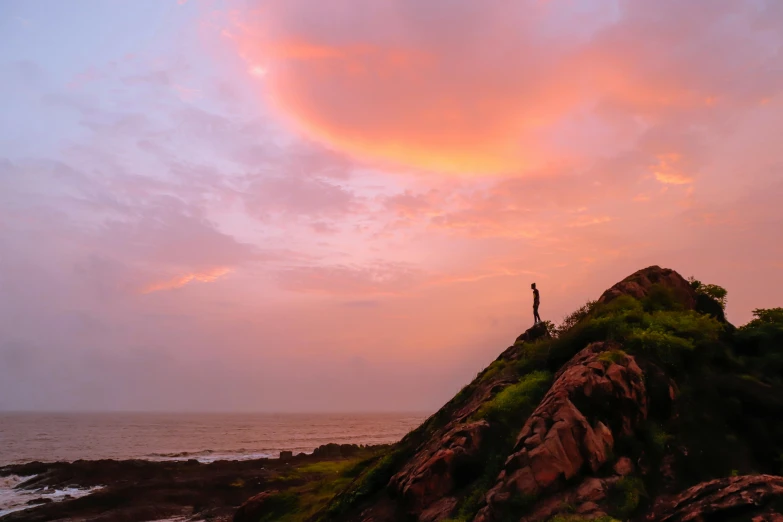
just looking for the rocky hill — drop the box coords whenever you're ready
[237,266,783,522]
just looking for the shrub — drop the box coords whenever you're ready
[688,277,728,309]
[553,300,597,337]
[735,308,783,380]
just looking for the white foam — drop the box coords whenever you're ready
[0,475,103,517]
[145,449,278,463]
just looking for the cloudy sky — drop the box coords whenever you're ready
[1,0,781,412]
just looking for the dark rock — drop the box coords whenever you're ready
[234,490,281,522]
[279,451,293,461]
[646,475,783,521]
[312,443,362,459]
[25,498,53,505]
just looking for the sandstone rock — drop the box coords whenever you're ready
[646,474,783,521]
[475,343,647,522]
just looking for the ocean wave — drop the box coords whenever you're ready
[0,475,102,517]
[145,449,278,463]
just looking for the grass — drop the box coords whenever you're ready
[250,450,388,522]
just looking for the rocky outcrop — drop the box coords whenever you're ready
[475,343,648,522]
[515,321,550,345]
[234,490,281,522]
[389,421,489,521]
[597,265,696,310]
[311,266,783,522]
[646,475,783,521]
[312,443,367,459]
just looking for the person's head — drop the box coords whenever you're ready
[531,283,536,290]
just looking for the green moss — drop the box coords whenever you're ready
[607,476,647,519]
[473,371,551,425]
[597,350,627,364]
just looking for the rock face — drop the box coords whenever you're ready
[597,265,696,310]
[381,323,552,522]
[389,420,490,521]
[475,343,648,522]
[647,475,783,521]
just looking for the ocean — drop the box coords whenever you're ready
[0,412,428,465]
[0,412,427,517]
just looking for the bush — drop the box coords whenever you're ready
[553,300,597,337]
[688,277,728,309]
[735,308,783,380]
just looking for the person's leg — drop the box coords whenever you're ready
[534,306,540,323]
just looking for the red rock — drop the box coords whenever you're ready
[476,342,647,522]
[613,457,634,476]
[647,475,783,522]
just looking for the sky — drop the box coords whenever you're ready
[0,0,781,413]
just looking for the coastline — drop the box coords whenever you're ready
[0,443,389,521]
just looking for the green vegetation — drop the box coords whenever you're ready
[607,476,647,519]
[549,516,621,522]
[253,450,388,522]
[324,446,411,518]
[688,276,728,308]
[735,308,783,382]
[473,371,551,425]
[598,349,627,364]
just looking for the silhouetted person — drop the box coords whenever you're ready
[532,283,541,324]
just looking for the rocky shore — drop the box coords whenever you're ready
[0,444,385,522]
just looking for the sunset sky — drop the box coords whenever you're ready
[1,0,781,412]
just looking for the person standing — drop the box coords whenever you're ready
[531,283,541,324]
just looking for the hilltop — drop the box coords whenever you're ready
[235,266,783,522]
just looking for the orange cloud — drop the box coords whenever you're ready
[652,154,693,185]
[142,267,233,294]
